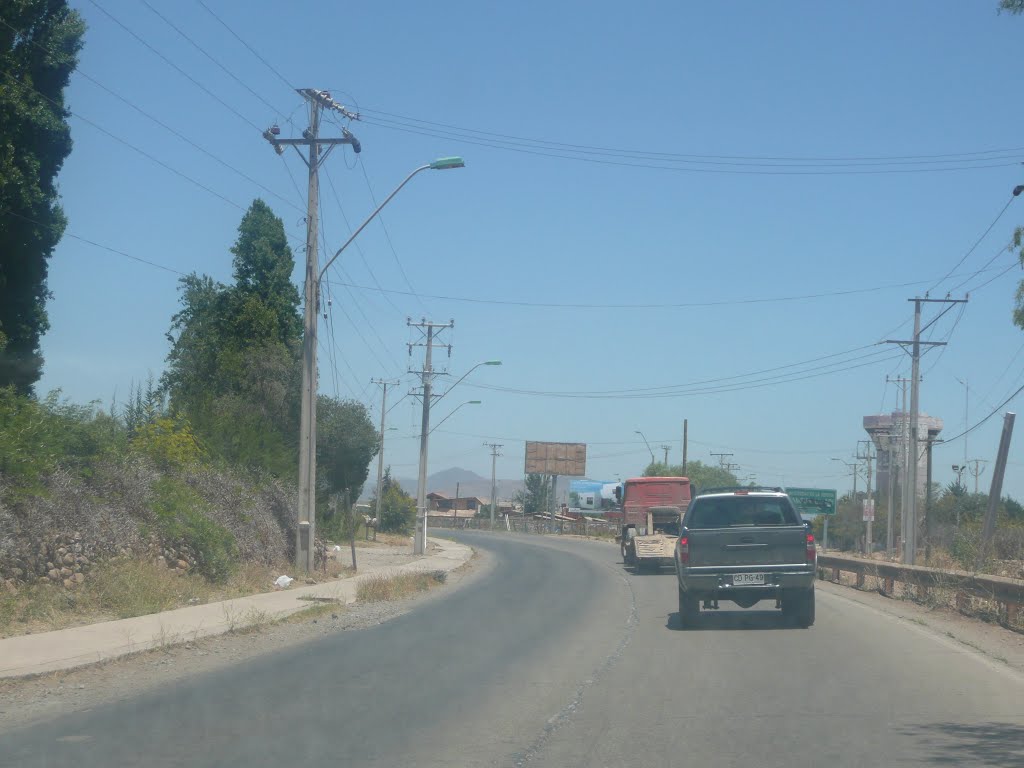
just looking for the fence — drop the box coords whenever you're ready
[427,515,617,538]
[818,553,1024,631]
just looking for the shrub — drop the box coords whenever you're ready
[130,416,203,470]
[150,477,237,582]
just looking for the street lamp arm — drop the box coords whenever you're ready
[318,164,430,283]
[428,401,480,436]
[434,360,501,406]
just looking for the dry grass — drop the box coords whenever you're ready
[356,570,447,603]
[0,558,290,638]
[282,601,341,624]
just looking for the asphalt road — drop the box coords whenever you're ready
[3,532,1022,767]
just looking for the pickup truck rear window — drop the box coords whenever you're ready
[684,497,801,529]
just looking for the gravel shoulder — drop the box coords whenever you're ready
[0,547,486,733]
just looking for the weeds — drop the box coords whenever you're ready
[356,570,447,603]
[0,558,287,638]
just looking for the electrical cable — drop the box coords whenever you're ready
[324,259,1013,312]
[322,165,405,316]
[139,0,287,117]
[194,0,295,91]
[356,155,428,311]
[927,196,1018,293]
[940,380,1024,445]
[86,0,263,133]
[360,116,1023,176]
[357,105,1024,165]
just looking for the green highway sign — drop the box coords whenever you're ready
[786,487,837,516]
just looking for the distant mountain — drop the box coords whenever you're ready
[362,467,565,504]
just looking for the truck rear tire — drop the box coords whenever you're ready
[678,586,699,628]
[783,590,815,628]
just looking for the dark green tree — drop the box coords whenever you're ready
[514,473,552,515]
[371,468,416,534]
[642,460,739,493]
[999,1,1023,12]
[162,201,302,475]
[0,1,85,393]
[316,395,380,511]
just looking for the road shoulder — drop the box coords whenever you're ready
[0,543,486,733]
[817,579,1024,675]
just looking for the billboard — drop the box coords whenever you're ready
[525,441,587,476]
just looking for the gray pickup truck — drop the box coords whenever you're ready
[674,488,816,628]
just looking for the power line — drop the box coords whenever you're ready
[0,16,309,234]
[86,0,263,133]
[5,210,188,276]
[194,0,295,91]
[322,165,405,316]
[325,259,1012,311]
[360,115,1023,176]
[940,380,1024,445]
[138,0,286,117]
[467,349,901,400]
[357,105,1024,165]
[2,71,247,213]
[927,196,1018,293]
[356,155,426,311]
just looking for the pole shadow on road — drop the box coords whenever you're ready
[897,722,1024,767]
[665,609,799,632]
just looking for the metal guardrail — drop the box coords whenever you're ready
[817,553,1024,629]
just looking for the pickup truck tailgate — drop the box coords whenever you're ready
[687,526,807,567]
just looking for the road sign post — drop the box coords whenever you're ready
[786,488,837,551]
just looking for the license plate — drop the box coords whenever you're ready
[733,573,765,586]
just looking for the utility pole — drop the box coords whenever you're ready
[967,459,987,495]
[371,378,399,542]
[485,443,503,530]
[660,445,671,465]
[886,296,967,564]
[264,89,360,573]
[710,451,733,469]
[886,375,911,555]
[857,441,875,555]
[682,419,688,476]
[977,412,1016,569]
[408,319,454,555]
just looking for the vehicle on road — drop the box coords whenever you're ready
[616,477,691,572]
[674,488,816,628]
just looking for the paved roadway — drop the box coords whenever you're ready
[3,532,1022,767]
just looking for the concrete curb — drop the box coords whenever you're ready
[0,538,472,680]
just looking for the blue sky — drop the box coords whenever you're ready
[38,1,1024,499]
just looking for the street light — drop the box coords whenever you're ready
[434,360,502,405]
[293,157,465,572]
[635,430,655,466]
[429,400,481,436]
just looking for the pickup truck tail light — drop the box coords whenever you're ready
[678,536,689,564]
[806,533,817,565]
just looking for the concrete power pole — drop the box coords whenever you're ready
[409,319,454,555]
[886,296,967,564]
[967,459,988,495]
[485,443,503,530]
[886,375,911,555]
[682,419,688,476]
[857,441,875,555]
[977,412,1016,569]
[263,89,360,573]
[371,378,400,542]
